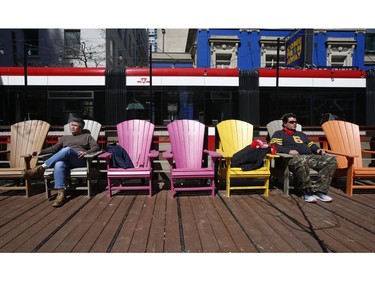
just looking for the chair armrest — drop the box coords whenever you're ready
[19,154,33,170]
[84,150,102,159]
[362,149,375,155]
[204,149,222,159]
[98,152,112,160]
[21,153,32,158]
[276,152,293,158]
[266,154,280,159]
[148,150,159,159]
[162,151,174,166]
[162,151,173,159]
[325,149,358,158]
[37,153,53,160]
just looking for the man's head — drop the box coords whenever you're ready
[70,117,85,135]
[282,113,298,131]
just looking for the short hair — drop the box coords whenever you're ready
[281,113,297,126]
[71,117,85,128]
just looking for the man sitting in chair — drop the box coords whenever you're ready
[24,117,100,207]
[270,113,337,203]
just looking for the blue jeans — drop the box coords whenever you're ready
[44,147,86,189]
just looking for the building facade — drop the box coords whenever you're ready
[154,28,375,71]
[0,29,149,68]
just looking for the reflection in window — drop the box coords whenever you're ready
[64,29,81,58]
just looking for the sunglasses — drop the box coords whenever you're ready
[288,121,297,124]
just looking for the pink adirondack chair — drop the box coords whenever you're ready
[163,119,222,198]
[99,119,158,198]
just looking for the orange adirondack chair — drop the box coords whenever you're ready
[322,120,375,196]
[0,120,50,197]
[163,119,222,198]
[216,119,278,197]
[99,119,158,198]
[44,120,102,198]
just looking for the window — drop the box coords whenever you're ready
[365,29,375,65]
[64,30,81,58]
[209,36,239,68]
[259,37,285,67]
[109,39,114,65]
[326,37,356,67]
[24,29,39,56]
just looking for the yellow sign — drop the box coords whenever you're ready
[286,36,303,65]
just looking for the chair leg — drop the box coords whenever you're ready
[107,178,112,198]
[211,178,215,197]
[226,172,231,197]
[25,178,30,198]
[170,179,175,198]
[148,179,152,197]
[45,178,51,199]
[264,177,269,197]
[87,179,92,197]
[346,174,354,196]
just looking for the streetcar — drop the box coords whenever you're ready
[0,66,370,126]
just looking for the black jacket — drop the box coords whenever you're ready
[107,144,134,169]
[231,146,270,171]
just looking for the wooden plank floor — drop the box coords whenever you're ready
[0,179,374,253]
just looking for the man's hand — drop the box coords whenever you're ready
[317,149,326,155]
[289,150,299,155]
[78,151,87,158]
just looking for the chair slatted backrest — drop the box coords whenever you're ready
[217,119,253,156]
[64,119,102,141]
[267,119,302,139]
[117,119,155,168]
[9,120,50,168]
[167,120,205,169]
[322,120,362,169]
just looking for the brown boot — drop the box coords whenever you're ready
[52,190,66,207]
[24,165,45,178]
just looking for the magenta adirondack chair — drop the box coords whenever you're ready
[163,119,222,198]
[99,119,158,198]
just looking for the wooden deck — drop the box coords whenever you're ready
[1,178,374,280]
[1,178,374,254]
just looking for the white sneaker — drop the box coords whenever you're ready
[303,191,317,203]
[313,191,332,202]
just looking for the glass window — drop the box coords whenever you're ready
[259,37,286,68]
[365,29,375,53]
[24,29,39,56]
[365,29,375,65]
[326,38,356,67]
[261,87,365,125]
[209,36,239,68]
[215,53,232,68]
[64,29,81,58]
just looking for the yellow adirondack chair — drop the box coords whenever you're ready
[0,120,50,197]
[322,120,375,195]
[216,119,278,197]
